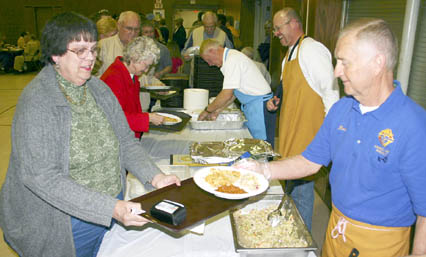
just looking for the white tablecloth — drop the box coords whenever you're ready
[98,119,317,257]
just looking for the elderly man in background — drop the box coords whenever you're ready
[182,11,233,59]
[173,18,186,51]
[198,39,276,147]
[266,8,339,231]
[140,22,172,79]
[236,17,426,257]
[96,11,141,76]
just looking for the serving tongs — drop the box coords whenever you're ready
[267,180,295,227]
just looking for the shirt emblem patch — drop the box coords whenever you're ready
[378,129,394,147]
[337,125,347,132]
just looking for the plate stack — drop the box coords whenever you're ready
[193,56,223,97]
[160,74,189,108]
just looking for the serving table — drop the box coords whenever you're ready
[97,113,317,257]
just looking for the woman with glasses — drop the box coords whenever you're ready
[0,12,180,257]
[101,36,165,138]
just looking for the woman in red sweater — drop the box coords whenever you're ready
[101,36,164,138]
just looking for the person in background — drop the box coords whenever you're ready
[13,34,40,72]
[183,11,233,60]
[198,39,276,147]
[258,20,272,70]
[96,16,118,40]
[89,9,111,23]
[101,36,164,138]
[0,12,180,257]
[241,46,271,84]
[235,17,426,257]
[217,14,234,46]
[226,15,239,39]
[140,21,172,79]
[167,40,183,73]
[96,11,141,76]
[17,31,29,49]
[159,18,169,44]
[266,8,340,231]
[226,15,242,50]
[192,11,204,27]
[173,17,186,51]
[0,32,5,48]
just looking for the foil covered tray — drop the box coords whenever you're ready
[190,111,247,130]
[230,194,317,257]
[190,138,279,164]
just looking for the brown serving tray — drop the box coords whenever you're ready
[131,178,248,232]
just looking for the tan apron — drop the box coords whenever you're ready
[278,36,325,181]
[278,36,325,159]
[322,205,411,257]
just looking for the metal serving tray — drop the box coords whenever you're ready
[190,111,247,130]
[229,194,317,257]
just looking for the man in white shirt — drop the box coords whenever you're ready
[198,39,276,146]
[266,8,340,231]
[96,11,140,77]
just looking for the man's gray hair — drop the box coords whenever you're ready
[118,11,140,24]
[276,8,302,26]
[123,36,160,65]
[202,11,218,23]
[241,47,255,60]
[339,18,398,71]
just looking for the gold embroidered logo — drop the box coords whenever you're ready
[378,129,394,147]
[337,125,347,132]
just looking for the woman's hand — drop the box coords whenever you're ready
[149,113,164,125]
[151,173,181,189]
[266,96,280,111]
[112,200,151,226]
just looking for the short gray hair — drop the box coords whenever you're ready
[202,11,218,23]
[241,47,255,59]
[123,36,160,65]
[339,18,398,71]
[118,11,140,25]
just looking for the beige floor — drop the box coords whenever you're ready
[0,72,330,257]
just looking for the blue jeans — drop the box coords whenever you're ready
[287,180,314,231]
[72,191,123,257]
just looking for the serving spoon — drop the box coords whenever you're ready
[267,180,295,227]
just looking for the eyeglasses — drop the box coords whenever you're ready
[67,47,98,59]
[273,19,291,33]
[123,26,140,33]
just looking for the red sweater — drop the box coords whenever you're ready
[101,57,149,138]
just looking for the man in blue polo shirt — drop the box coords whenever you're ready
[234,18,426,256]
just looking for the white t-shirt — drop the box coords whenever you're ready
[220,48,271,96]
[280,37,339,114]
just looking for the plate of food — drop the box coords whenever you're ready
[193,166,269,200]
[157,112,182,125]
[143,85,171,90]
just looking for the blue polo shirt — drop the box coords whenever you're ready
[303,83,426,227]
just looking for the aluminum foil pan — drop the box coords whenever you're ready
[190,138,280,164]
[190,112,247,130]
[230,194,317,257]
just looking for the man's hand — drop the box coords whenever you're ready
[266,96,280,111]
[113,200,151,226]
[151,173,181,189]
